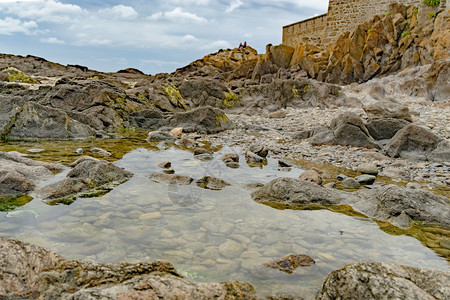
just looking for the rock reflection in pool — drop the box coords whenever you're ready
[0,147,448,299]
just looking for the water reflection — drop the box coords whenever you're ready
[0,147,448,299]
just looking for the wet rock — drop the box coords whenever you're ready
[245,151,264,163]
[146,131,176,143]
[384,124,444,161]
[357,163,378,176]
[222,153,240,163]
[156,161,172,169]
[38,158,132,203]
[252,178,340,206]
[318,262,450,300]
[299,169,323,185]
[169,127,183,138]
[264,254,315,274]
[336,174,348,181]
[90,147,111,157]
[175,137,197,148]
[149,173,194,185]
[193,147,211,156]
[75,148,84,154]
[278,159,292,168]
[249,144,269,158]
[163,168,175,174]
[355,175,376,185]
[196,176,230,190]
[341,178,360,189]
[0,237,257,299]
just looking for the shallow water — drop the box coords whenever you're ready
[0,146,448,298]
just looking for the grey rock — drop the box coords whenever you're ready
[149,173,194,185]
[299,169,323,185]
[384,124,442,160]
[330,112,380,149]
[193,147,211,156]
[222,153,240,163]
[278,159,292,167]
[156,161,172,169]
[249,144,269,158]
[168,106,233,134]
[264,254,315,274]
[324,182,337,189]
[357,163,379,175]
[245,151,264,163]
[196,176,230,190]
[355,174,376,185]
[90,147,111,157]
[364,100,413,122]
[129,109,166,130]
[341,178,360,189]
[365,118,410,140]
[146,131,176,143]
[336,174,348,181]
[428,140,450,162]
[318,262,450,300]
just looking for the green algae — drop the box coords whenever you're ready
[165,84,189,110]
[0,195,33,212]
[222,91,239,108]
[5,67,38,84]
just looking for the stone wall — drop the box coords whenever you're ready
[283,0,422,47]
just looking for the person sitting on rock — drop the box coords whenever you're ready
[243,41,247,48]
[238,42,243,49]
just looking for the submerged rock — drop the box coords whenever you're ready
[0,237,257,299]
[196,176,230,190]
[149,173,194,185]
[264,254,315,274]
[317,262,450,300]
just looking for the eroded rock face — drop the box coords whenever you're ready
[0,237,257,299]
[317,262,450,300]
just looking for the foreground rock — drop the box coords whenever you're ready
[317,262,450,300]
[0,237,257,299]
[252,178,450,228]
[37,156,132,204]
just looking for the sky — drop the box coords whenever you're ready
[0,0,328,75]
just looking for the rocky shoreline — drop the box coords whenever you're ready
[0,2,449,299]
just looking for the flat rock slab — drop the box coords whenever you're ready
[264,254,315,274]
[149,173,194,185]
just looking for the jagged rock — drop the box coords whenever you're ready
[149,173,194,185]
[330,112,380,149]
[264,254,315,274]
[129,109,166,130]
[196,176,230,190]
[384,124,444,161]
[317,262,450,300]
[0,237,257,299]
[37,158,132,202]
[245,151,265,163]
[249,144,269,158]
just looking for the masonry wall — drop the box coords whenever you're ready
[283,0,422,48]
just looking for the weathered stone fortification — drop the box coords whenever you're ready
[283,0,447,47]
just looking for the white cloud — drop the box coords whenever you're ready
[40,36,64,44]
[167,0,209,4]
[3,0,85,23]
[149,7,207,24]
[225,0,243,13]
[99,5,138,19]
[202,40,232,51]
[0,17,37,35]
[162,34,199,48]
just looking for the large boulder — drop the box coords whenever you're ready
[363,100,413,122]
[365,118,410,140]
[0,237,257,299]
[37,156,133,203]
[318,262,450,300]
[330,112,380,149]
[384,124,447,161]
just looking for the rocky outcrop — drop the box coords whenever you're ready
[318,262,450,300]
[252,177,450,228]
[37,156,133,204]
[295,4,450,85]
[0,237,257,299]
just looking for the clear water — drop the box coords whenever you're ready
[0,146,448,299]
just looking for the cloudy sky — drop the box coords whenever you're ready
[0,0,328,74]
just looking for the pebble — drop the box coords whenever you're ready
[138,212,162,221]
